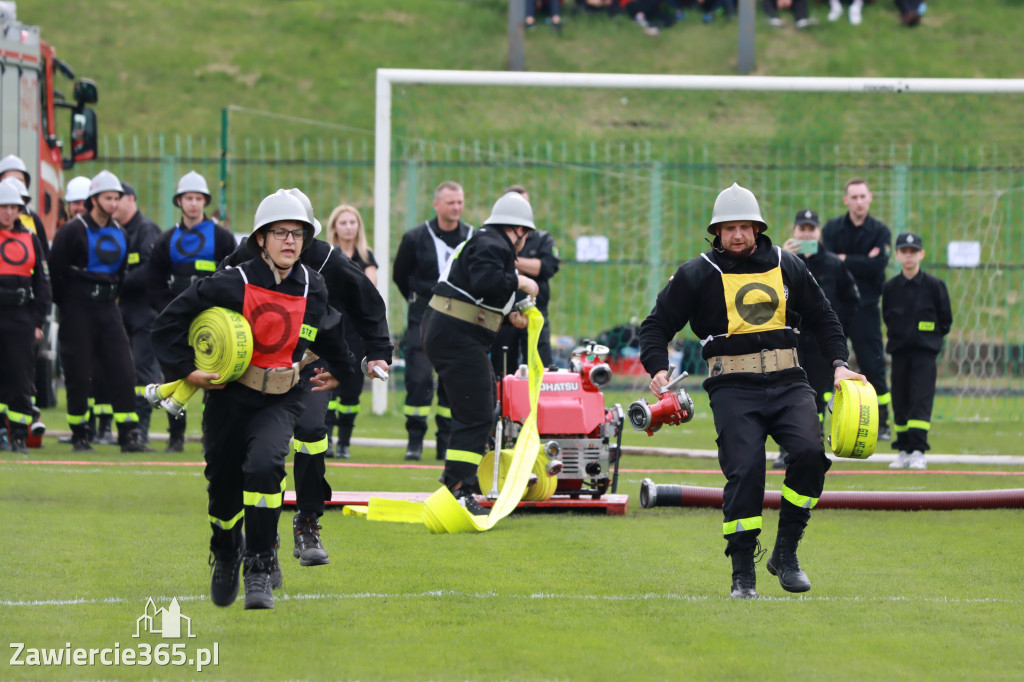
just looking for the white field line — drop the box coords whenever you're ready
[2,591,1020,608]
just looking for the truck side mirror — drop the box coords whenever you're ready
[66,108,98,167]
[73,78,98,105]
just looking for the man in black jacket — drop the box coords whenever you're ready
[640,183,865,599]
[421,192,539,513]
[114,183,162,447]
[392,181,472,461]
[776,208,860,468]
[822,178,893,440]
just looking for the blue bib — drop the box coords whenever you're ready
[86,225,127,274]
[169,220,217,270]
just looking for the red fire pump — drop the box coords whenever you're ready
[494,341,625,499]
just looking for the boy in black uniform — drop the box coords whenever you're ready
[777,209,859,468]
[152,190,353,610]
[422,192,539,513]
[639,183,866,599]
[0,180,51,453]
[148,172,237,451]
[392,181,472,461]
[490,184,560,375]
[221,189,392,567]
[822,178,893,439]
[882,232,952,471]
[114,183,162,447]
[47,170,146,452]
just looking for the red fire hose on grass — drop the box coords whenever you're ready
[639,479,1024,511]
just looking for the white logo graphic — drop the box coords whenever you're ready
[134,598,196,639]
[804,210,812,218]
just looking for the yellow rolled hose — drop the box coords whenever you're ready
[147,307,253,414]
[478,448,558,502]
[829,378,879,459]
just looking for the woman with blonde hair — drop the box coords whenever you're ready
[325,204,378,457]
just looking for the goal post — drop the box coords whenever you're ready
[374,69,1024,419]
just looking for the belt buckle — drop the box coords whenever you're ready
[760,349,771,374]
[474,310,487,327]
[260,368,270,395]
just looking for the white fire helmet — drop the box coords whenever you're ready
[707,183,767,235]
[173,171,211,207]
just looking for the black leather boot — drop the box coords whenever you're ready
[767,525,812,593]
[165,412,186,452]
[336,414,354,459]
[404,432,424,461]
[728,545,760,599]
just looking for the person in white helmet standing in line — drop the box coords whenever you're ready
[0,155,47,258]
[147,171,236,452]
[46,170,147,453]
[63,176,92,221]
[421,191,539,515]
[152,189,354,611]
[0,180,51,453]
[638,183,866,600]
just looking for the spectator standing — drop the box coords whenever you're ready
[114,183,162,448]
[392,181,473,462]
[148,171,236,452]
[882,233,952,470]
[777,209,859,468]
[326,204,379,459]
[822,178,893,440]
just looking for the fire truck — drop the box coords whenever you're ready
[1,2,98,242]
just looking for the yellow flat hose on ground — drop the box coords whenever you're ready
[369,306,546,533]
[829,379,879,459]
[148,308,253,414]
[478,448,558,502]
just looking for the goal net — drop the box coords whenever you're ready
[376,70,1024,422]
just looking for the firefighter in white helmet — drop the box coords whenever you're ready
[148,171,236,451]
[0,180,51,453]
[46,170,147,452]
[152,189,353,611]
[64,176,92,219]
[0,166,48,259]
[639,183,866,599]
[420,191,539,514]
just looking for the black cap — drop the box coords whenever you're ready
[794,209,819,227]
[121,182,136,198]
[895,232,924,250]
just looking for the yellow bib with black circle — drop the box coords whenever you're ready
[721,266,786,336]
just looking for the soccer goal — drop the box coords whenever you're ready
[373,69,1024,421]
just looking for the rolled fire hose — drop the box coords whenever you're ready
[479,448,558,502]
[829,379,879,459]
[364,306,547,533]
[639,480,1024,511]
[145,307,253,415]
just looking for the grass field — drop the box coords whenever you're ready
[3,390,1024,680]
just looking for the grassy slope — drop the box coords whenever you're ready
[20,0,1024,141]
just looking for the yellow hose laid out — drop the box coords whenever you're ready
[146,307,253,415]
[829,379,879,459]
[369,305,547,533]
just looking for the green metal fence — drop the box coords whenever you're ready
[89,132,1024,418]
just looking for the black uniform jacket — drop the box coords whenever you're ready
[882,270,953,354]
[148,217,237,313]
[519,229,560,310]
[223,237,393,363]
[151,255,353,386]
[821,213,891,302]
[639,233,849,388]
[0,217,51,326]
[47,213,126,306]
[799,245,860,334]
[118,209,162,327]
[432,225,520,343]
[393,217,473,302]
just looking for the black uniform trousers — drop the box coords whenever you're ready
[422,308,496,491]
[336,326,365,424]
[292,359,335,517]
[490,306,552,376]
[404,301,451,444]
[849,300,890,423]
[57,300,139,437]
[890,350,937,453]
[0,307,38,430]
[709,372,831,555]
[204,383,304,555]
[797,335,833,419]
